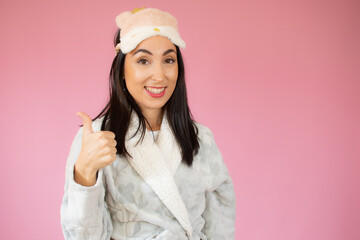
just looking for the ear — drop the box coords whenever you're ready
[115,12,132,28]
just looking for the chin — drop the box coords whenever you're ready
[139,102,166,111]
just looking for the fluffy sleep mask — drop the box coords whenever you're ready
[115,7,186,54]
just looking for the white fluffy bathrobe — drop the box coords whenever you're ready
[60,112,236,240]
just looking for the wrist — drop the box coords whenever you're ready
[74,161,97,186]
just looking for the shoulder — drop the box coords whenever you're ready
[194,121,216,147]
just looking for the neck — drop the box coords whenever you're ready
[141,108,164,131]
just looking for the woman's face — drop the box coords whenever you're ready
[124,35,178,114]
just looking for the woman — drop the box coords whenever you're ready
[61,7,236,240]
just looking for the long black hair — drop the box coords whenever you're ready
[92,29,199,166]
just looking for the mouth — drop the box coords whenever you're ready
[145,86,166,94]
[145,86,166,98]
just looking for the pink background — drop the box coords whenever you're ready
[1,0,359,239]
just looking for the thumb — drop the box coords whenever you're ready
[76,111,94,137]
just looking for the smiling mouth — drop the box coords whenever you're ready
[145,86,166,94]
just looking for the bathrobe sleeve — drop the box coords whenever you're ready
[60,127,113,240]
[201,130,236,239]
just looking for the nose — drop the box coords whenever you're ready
[151,62,165,81]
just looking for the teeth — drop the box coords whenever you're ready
[145,87,165,94]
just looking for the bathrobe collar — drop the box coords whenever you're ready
[124,111,193,237]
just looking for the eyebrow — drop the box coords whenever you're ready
[133,49,176,56]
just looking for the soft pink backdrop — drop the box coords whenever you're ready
[1,0,359,239]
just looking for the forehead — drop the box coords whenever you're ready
[131,35,176,53]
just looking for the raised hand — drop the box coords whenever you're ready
[74,112,117,186]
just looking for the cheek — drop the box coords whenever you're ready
[126,66,144,82]
[166,70,178,96]
[132,67,148,80]
[124,67,148,91]
[166,67,178,83]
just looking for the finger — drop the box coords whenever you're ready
[99,154,116,166]
[76,111,94,137]
[111,147,117,154]
[110,139,117,147]
[103,131,116,139]
[97,131,115,139]
[93,131,116,141]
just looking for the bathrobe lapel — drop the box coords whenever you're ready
[124,112,193,237]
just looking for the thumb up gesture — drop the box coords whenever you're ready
[74,112,117,186]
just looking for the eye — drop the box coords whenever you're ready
[137,59,149,65]
[165,58,176,64]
